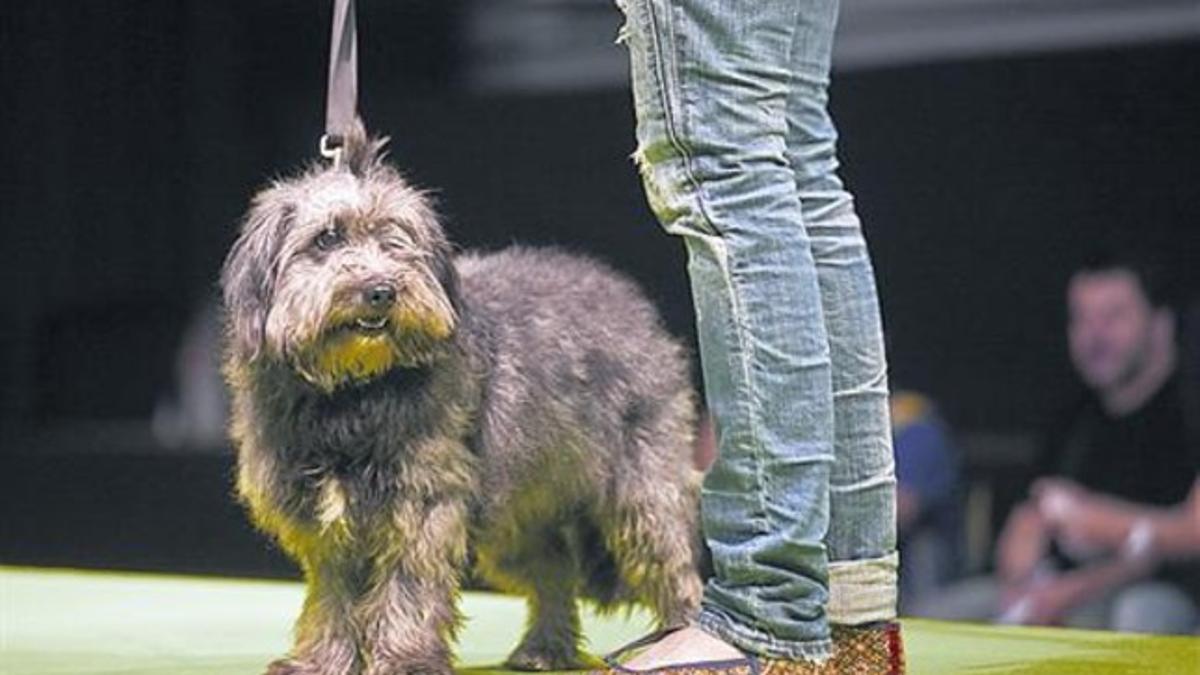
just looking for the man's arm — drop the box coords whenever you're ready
[1034,478,1200,559]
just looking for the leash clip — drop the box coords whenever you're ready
[319,133,344,168]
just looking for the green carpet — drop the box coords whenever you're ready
[3,567,1198,674]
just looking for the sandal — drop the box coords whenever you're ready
[591,622,904,675]
[594,626,761,675]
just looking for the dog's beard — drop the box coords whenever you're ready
[310,327,399,387]
[289,299,455,393]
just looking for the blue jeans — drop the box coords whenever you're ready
[616,0,898,659]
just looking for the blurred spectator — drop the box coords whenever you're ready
[152,300,228,451]
[891,391,965,614]
[917,254,1200,633]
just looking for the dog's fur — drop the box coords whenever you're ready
[220,124,704,675]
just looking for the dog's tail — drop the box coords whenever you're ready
[337,117,389,177]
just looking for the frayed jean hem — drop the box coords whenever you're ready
[697,606,833,663]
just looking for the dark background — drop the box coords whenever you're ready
[2,2,1198,577]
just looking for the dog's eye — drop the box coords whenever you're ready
[315,228,343,251]
[379,222,415,250]
[381,236,412,252]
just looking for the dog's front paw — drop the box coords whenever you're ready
[505,639,588,672]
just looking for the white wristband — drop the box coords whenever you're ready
[1121,518,1156,560]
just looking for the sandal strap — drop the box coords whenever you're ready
[602,625,688,665]
[603,655,759,675]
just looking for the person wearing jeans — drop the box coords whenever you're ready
[601,0,903,671]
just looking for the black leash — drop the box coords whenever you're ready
[320,0,358,166]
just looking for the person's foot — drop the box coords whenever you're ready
[596,622,904,674]
[622,627,745,670]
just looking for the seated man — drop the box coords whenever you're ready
[920,254,1200,633]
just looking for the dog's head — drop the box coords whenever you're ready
[221,123,459,392]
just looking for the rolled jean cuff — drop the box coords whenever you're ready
[828,552,900,625]
[696,606,833,662]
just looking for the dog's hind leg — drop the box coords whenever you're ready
[477,527,588,671]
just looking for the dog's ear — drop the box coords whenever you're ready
[403,190,461,324]
[221,189,292,363]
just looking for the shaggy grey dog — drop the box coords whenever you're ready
[220,125,704,675]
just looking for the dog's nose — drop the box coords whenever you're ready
[364,284,396,309]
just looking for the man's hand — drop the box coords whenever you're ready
[1031,478,1089,521]
[1032,478,1114,555]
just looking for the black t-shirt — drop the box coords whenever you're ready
[1041,373,1198,506]
[1038,371,1200,599]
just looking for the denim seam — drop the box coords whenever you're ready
[645,0,773,548]
[642,0,717,244]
